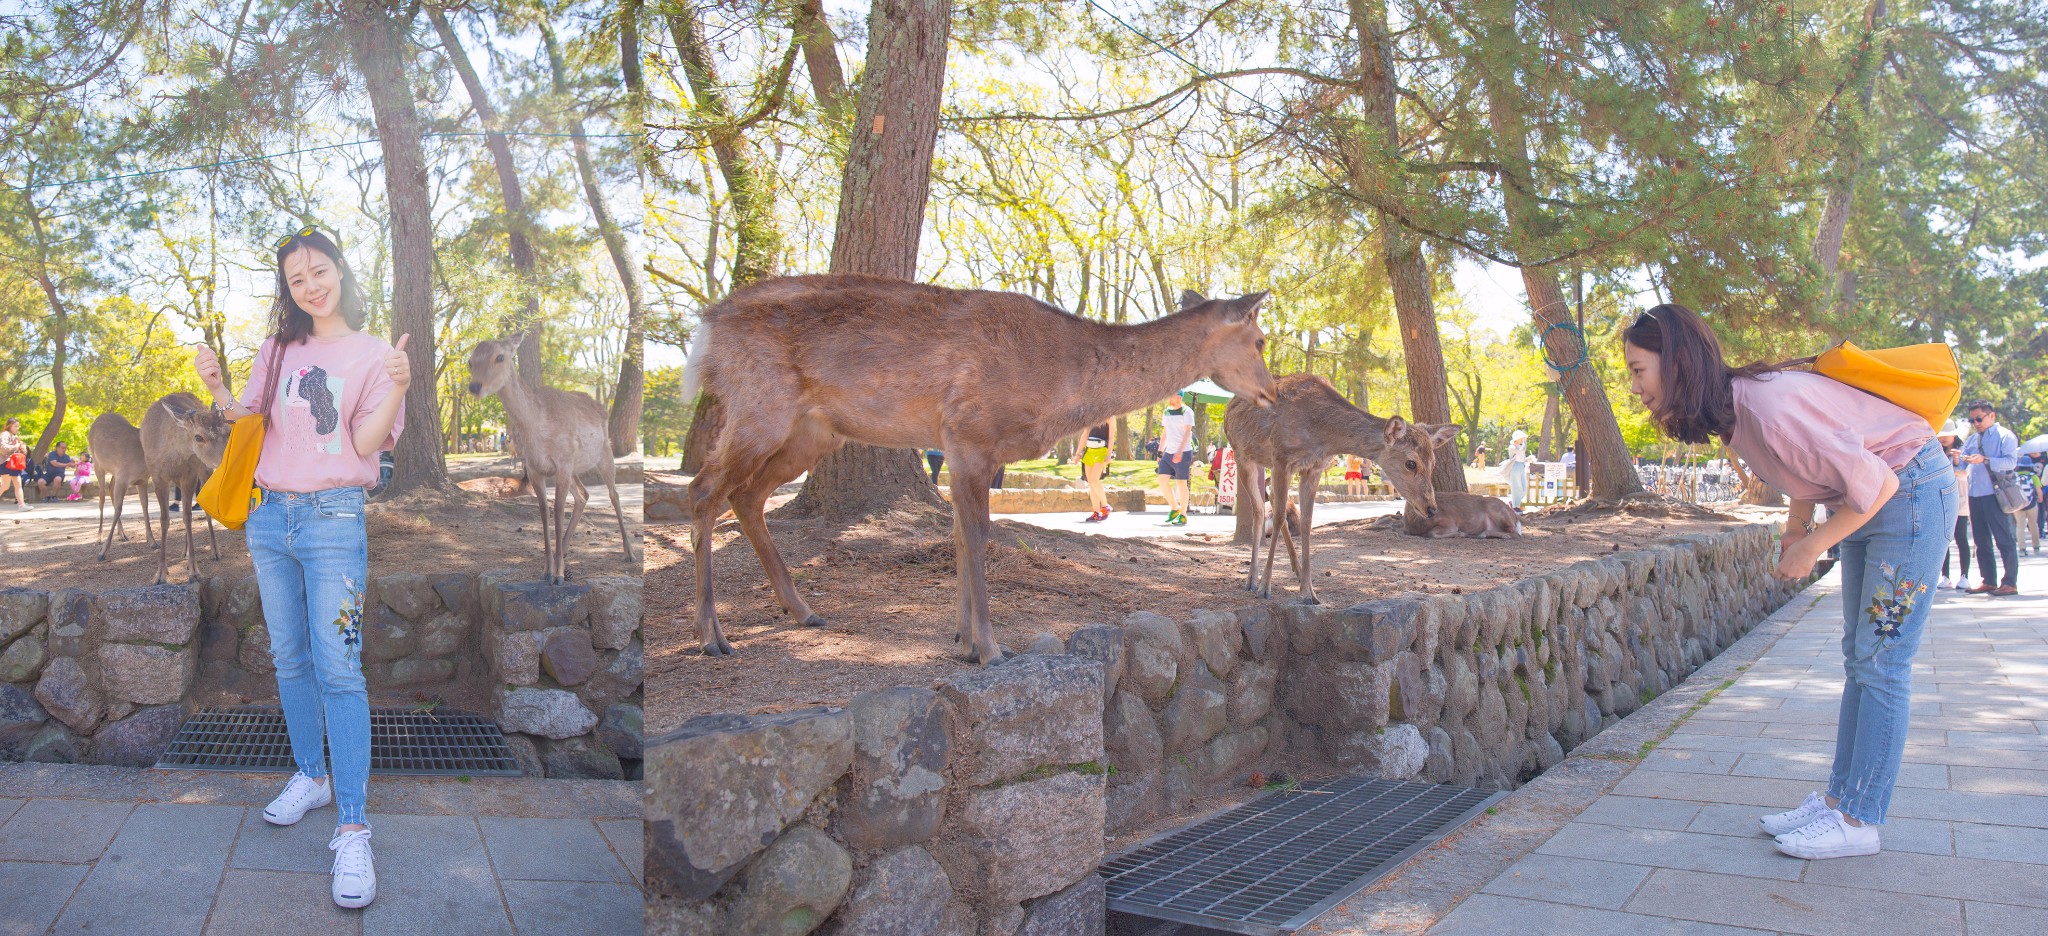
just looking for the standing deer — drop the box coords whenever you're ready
[1404,492,1523,538]
[1224,372,1458,603]
[87,412,156,558]
[139,392,233,584]
[467,338,636,584]
[684,275,1279,663]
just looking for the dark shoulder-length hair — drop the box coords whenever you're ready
[1621,303,1796,445]
[258,228,364,421]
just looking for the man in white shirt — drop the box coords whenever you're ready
[1156,392,1196,526]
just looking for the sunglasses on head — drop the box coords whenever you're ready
[273,225,319,250]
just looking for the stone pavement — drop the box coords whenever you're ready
[1428,553,2048,935]
[0,763,642,936]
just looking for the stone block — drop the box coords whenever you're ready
[98,642,195,706]
[598,703,643,761]
[584,575,640,651]
[375,572,442,620]
[492,580,590,633]
[0,633,46,683]
[431,572,480,621]
[0,683,50,757]
[96,585,201,646]
[542,628,600,686]
[90,703,185,767]
[497,687,598,739]
[579,640,644,711]
[33,656,103,734]
[1287,658,1394,732]
[43,589,93,655]
[504,733,545,777]
[360,603,415,665]
[1019,874,1106,936]
[822,845,953,936]
[0,587,47,649]
[1026,632,1063,655]
[939,654,1102,788]
[489,627,543,686]
[644,707,854,898]
[25,719,82,763]
[195,616,237,664]
[1064,625,1124,703]
[726,825,854,936]
[387,657,454,687]
[1104,689,1162,776]
[1162,668,1227,755]
[951,771,1105,905]
[1328,723,1427,779]
[1105,768,1163,834]
[540,734,624,780]
[1227,659,1277,730]
[236,619,274,679]
[416,610,469,657]
[1192,725,1268,782]
[1122,612,1183,706]
[1185,610,1241,679]
[1329,599,1423,663]
[836,687,949,851]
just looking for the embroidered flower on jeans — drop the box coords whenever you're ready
[334,577,364,662]
[1864,562,1926,642]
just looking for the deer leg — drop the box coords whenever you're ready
[551,473,572,583]
[605,477,634,562]
[206,510,219,560]
[1258,466,1289,600]
[943,450,1001,665]
[98,472,119,561]
[1241,460,1264,592]
[532,472,554,584]
[154,482,172,586]
[560,479,589,580]
[728,420,839,628]
[687,464,738,656]
[1295,470,1320,605]
[181,484,198,583]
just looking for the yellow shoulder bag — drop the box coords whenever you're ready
[1798,342,1961,433]
[197,340,280,530]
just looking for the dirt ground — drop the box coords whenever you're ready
[0,454,643,591]
[646,491,1776,734]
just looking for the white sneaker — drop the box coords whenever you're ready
[329,827,376,908]
[1938,576,1952,589]
[1774,809,1880,860]
[262,771,332,826]
[1759,790,1832,836]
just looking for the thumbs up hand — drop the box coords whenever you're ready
[385,334,413,389]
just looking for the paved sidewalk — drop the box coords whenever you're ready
[0,763,642,936]
[1424,554,2048,936]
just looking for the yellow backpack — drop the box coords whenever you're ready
[1803,342,1961,433]
[196,414,264,530]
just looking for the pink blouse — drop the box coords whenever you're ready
[1725,371,1932,513]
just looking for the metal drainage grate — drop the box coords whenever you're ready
[155,706,522,776]
[1102,777,1506,935]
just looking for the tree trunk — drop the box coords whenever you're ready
[1811,0,1888,324]
[1477,59,1640,501]
[537,19,645,456]
[344,0,447,492]
[788,0,952,520]
[24,204,68,459]
[1346,0,1465,494]
[427,5,544,385]
[1538,385,1559,460]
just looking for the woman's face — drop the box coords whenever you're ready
[282,245,343,321]
[1624,342,1664,414]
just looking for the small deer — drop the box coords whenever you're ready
[87,412,156,558]
[684,275,1278,663]
[1405,492,1523,538]
[1225,372,1458,603]
[139,392,233,584]
[467,338,636,584]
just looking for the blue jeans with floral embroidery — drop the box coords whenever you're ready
[247,486,371,827]
[1829,439,1951,825]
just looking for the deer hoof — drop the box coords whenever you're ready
[801,614,828,628]
[701,638,736,656]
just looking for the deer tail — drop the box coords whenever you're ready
[682,323,714,403]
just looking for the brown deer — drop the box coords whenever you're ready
[466,338,636,584]
[87,412,156,558]
[1224,373,1458,603]
[684,275,1279,663]
[1404,492,1523,538]
[139,392,233,584]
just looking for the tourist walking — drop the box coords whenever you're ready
[0,418,30,510]
[1076,422,1111,522]
[1156,393,1195,526]
[1961,400,2019,595]
[1624,303,1946,861]
[2014,454,2040,555]
[1940,430,1973,590]
[192,225,407,909]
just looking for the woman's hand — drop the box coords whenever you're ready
[193,344,225,391]
[384,334,412,389]
[1773,534,1825,580]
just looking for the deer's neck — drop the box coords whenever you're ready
[1339,407,1396,460]
[497,376,544,434]
[1078,310,1225,418]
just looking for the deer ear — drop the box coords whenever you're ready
[1223,291,1269,324]
[1383,414,1409,445]
[1428,423,1462,448]
[1179,289,1208,310]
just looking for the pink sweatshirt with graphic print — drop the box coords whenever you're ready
[1726,371,1932,514]
[239,331,406,492]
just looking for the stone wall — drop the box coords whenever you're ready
[643,522,1805,936]
[0,572,642,780]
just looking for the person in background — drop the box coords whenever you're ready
[68,451,92,501]
[924,448,944,485]
[1470,443,1489,470]
[0,417,30,510]
[1960,400,2019,596]
[41,441,75,502]
[2014,452,2040,556]
[1343,454,1366,497]
[1939,429,1972,590]
[1156,392,1195,526]
[1075,422,1112,523]
[1505,429,1535,509]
